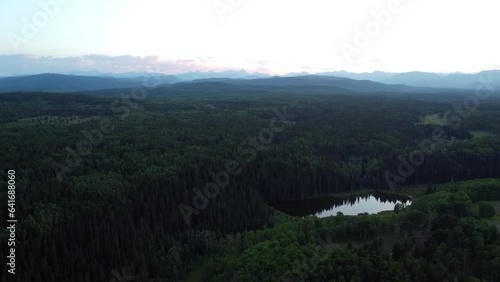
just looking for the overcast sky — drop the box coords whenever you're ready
[1,0,499,76]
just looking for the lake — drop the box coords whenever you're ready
[271,192,412,217]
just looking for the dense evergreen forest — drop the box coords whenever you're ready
[0,88,499,281]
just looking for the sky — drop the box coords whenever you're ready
[0,0,499,76]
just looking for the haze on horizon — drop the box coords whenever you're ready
[1,0,499,76]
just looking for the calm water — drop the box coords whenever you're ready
[271,192,412,217]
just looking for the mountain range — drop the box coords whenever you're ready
[0,69,499,94]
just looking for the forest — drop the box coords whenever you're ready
[0,87,499,281]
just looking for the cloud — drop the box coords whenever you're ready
[0,54,213,76]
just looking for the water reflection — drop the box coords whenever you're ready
[271,192,412,217]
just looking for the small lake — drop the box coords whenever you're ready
[271,192,412,217]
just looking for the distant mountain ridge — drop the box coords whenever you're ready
[0,69,499,93]
[380,70,500,89]
[281,70,500,89]
[0,74,148,93]
[190,75,420,93]
[315,70,500,89]
[0,71,270,93]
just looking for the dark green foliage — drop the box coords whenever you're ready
[0,92,499,281]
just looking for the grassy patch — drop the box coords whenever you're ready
[184,258,228,282]
[184,262,211,282]
[470,130,496,139]
[417,114,449,126]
